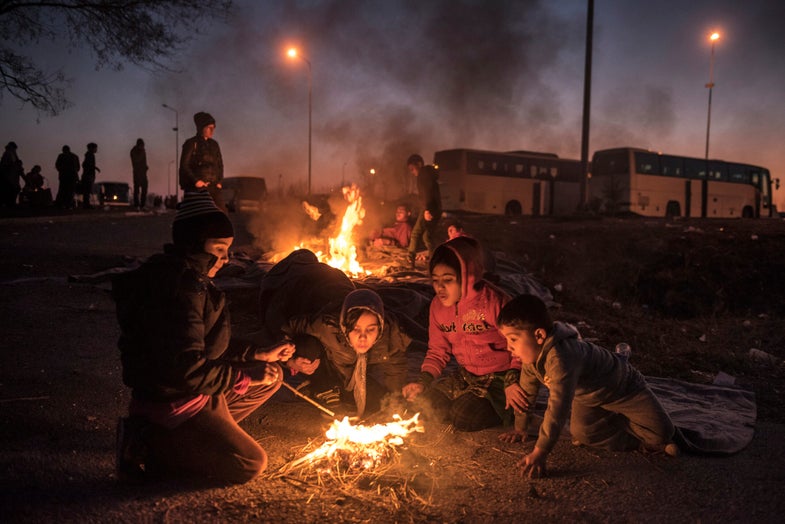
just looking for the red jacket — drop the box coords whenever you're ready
[421,237,519,378]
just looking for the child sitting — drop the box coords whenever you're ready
[496,294,677,479]
[402,236,527,431]
[370,204,413,248]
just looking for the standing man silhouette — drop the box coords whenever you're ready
[130,138,148,210]
[406,154,442,268]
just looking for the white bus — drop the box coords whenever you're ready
[433,148,584,216]
[589,147,777,218]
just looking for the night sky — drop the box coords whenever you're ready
[2,0,783,207]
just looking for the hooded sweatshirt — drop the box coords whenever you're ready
[421,237,518,379]
[283,287,410,393]
[515,321,647,452]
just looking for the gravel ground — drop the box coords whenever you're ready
[1,209,784,523]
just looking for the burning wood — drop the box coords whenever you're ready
[276,184,372,277]
[275,413,424,481]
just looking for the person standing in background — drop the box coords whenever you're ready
[80,143,100,209]
[406,154,442,268]
[0,141,24,207]
[179,112,226,211]
[130,138,149,210]
[55,145,80,209]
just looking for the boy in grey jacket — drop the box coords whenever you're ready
[496,294,677,479]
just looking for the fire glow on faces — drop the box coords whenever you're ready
[347,311,380,354]
[498,325,544,365]
[431,263,461,307]
[204,237,233,278]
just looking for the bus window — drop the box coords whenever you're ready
[592,150,629,176]
[728,164,749,183]
[530,165,537,177]
[661,155,683,176]
[550,167,558,178]
[515,164,524,174]
[634,151,660,174]
[709,161,727,180]
[685,158,706,178]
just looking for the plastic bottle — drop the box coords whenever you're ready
[615,342,631,361]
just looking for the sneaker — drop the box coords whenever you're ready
[116,417,148,483]
[314,386,342,408]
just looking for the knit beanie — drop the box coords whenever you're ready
[194,111,216,132]
[172,191,234,248]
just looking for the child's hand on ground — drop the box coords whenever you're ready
[516,446,547,479]
[402,382,424,401]
[503,383,530,414]
[498,429,526,443]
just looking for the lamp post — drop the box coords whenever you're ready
[162,103,179,202]
[704,32,720,160]
[286,47,312,195]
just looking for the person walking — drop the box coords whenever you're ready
[130,138,148,210]
[179,112,226,211]
[55,145,80,209]
[406,154,442,268]
[80,143,100,209]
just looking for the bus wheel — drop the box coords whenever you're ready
[505,201,522,216]
[665,201,681,218]
[742,206,754,218]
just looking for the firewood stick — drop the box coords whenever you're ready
[279,380,336,418]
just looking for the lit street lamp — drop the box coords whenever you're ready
[286,47,312,195]
[162,103,179,201]
[704,31,720,160]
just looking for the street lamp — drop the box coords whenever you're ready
[162,103,179,201]
[286,47,312,195]
[704,31,720,160]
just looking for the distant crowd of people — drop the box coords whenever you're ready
[0,136,152,212]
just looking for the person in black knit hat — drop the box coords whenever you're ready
[112,191,294,484]
[179,111,226,210]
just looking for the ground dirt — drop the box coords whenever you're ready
[1,207,784,523]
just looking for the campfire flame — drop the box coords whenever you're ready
[280,413,423,475]
[281,184,371,277]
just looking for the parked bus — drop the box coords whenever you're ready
[433,148,584,216]
[589,147,777,218]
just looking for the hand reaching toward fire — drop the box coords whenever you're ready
[498,428,526,444]
[249,362,281,387]
[402,382,425,401]
[254,341,295,363]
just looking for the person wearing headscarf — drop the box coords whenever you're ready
[282,288,411,418]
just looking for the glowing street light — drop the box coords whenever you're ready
[286,47,313,195]
[704,31,720,160]
[162,103,180,201]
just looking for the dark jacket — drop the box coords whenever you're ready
[55,151,80,182]
[81,151,97,181]
[112,245,254,402]
[130,145,148,180]
[417,164,442,218]
[179,135,223,190]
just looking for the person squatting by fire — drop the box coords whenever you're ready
[113,190,294,484]
[403,236,528,431]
